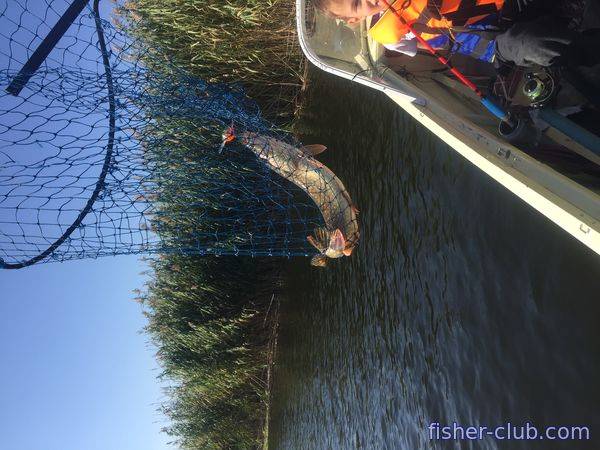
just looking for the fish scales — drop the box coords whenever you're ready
[240,132,359,257]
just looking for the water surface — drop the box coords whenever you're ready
[269,69,600,450]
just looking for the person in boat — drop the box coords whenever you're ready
[313,0,600,68]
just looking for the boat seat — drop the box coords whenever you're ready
[383,50,496,80]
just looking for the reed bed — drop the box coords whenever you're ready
[135,111,288,447]
[119,0,305,123]
[122,0,304,448]
[139,255,282,449]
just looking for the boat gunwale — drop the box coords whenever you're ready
[295,0,600,256]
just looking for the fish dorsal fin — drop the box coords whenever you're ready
[301,144,327,156]
[311,255,328,267]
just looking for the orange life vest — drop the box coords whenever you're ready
[369,0,505,45]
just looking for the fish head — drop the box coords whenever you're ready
[308,228,355,266]
[308,228,343,263]
[324,228,347,259]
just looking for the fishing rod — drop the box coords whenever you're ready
[379,0,512,123]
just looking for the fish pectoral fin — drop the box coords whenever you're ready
[301,144,327,156]
[311,255,328,267]
[307,235,324,252]
[352,205,360,215]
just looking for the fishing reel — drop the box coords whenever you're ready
[493,67,562,147]
[493,67,560,111]
[521,69,558,108]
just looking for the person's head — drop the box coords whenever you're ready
[313,0,387,24]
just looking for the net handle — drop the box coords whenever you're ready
[1,0,115,269]
[5,0,91,96]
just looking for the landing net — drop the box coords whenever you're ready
[0,0,324,268]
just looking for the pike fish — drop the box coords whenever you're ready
[222,127,359,267]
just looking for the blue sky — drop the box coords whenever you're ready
[0,2,178,447]
[0,256,173,450]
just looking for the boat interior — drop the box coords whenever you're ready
[299,5,600,194]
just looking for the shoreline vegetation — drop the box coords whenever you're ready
[137,256,283,449]
[122,0,306,448]
[119,0,306,125]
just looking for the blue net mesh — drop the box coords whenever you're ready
[0,0,358,269]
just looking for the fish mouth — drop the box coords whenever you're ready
[328,228,346,253]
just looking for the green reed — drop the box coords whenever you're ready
[139,255,280,449]
[122,0,305,446]
[118,0,305,123]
